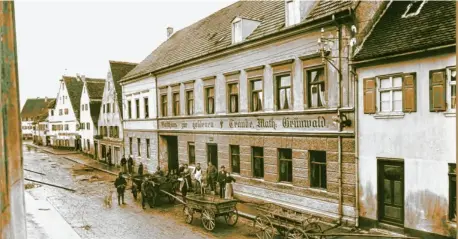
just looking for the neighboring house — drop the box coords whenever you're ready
[33,99,56,146]
[20,97,54,140]
[353,1,456,238]
[120,0,384,225]
[79,78,105,157]
[96,60,137,165]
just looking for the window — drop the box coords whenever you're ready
[232,19,242,44]
[252,147,264,178]
[135,99,140,118]
[86,123,90,130]
[107,103,110,113]
[51,110,54,116]
[188,142,195,165]
[276,74,292,110]
[379,75,403,112]
[146,139,150,158]
[286,0,299,26]
[449,164,456,221]
[448,68,456,111]
[127,101,132,119]
[173,92,180,116]
[87,139,90,151]
[230,145,240,174]
[144,98,149,118]
[307,68,326,108]
[85,104,88,111]
[161,94,168,117]
[113,126,118,138]
[103,104,106,113]
[64,124,69,131]
[129,137,133,155]
[250,79,263,112]
[109,126,113,137]
[81,123,85,130]
[137,138,141,156]
[279,149,292,182]
[228,83,239,113]
[205,87,215,114]
[310,151,327,189]
[186,90,194,115]
[59,109,62,115]
[64,108,68,115]
[81,105,84,111]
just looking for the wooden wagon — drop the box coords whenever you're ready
[183,194,238,231]
[132,174,179,207]
[252,203,323,239]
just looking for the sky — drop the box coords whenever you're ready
[15,0,237,108]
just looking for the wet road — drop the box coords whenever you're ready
[23,145,254,239]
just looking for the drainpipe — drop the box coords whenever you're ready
[352,62,359,228]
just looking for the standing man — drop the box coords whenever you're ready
[138,162,144,176]
[141,176,149,209]
[114,172,127,205]
[206,162,217,194]
[120,155,127,174]
[127,156,134,175]
[217,166,227,199]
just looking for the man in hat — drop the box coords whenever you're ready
[206,162,217,194]
[127,155,134,174]
[217,165,228,199]
[120,155,127,174]
[114,172,127,205]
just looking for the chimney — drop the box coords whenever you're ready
[167,27,173,39]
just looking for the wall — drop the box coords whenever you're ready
[79,83,98,155]
[357,53,456,237]
[98,70,124,141]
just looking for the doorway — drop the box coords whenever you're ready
[207,144,218,168]
[378,160,404,226]
[165,136,178,172]
[101,144,106,161]
[94,142,98,160]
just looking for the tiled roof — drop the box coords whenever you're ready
[109,60,138,117]
[90,101,102,127]
[354,1,456,61]
[123,0,353,80]
[21,98,55,121]
[86,79,105,99]
[63,76,84,120]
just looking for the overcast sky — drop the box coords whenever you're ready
[15,0,236,108]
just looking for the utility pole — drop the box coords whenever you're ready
[0,1,27,238]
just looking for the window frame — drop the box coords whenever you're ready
[188,142,195,165]
[186,90,194,115]
[310,150,327,190]
[161,94,168,117]
[135,98,140,119]
[230,145,240,174]
[86,123,90,130]
[275,73,293,111]
[144,97,149,118]
[252,147,264,178]
[127,100,132,119]
[205,86,215,114]
[305,66,326,108]
[377,74,404,113]
[173,92,180,116]
[137,138,141,156]
[146,138,150,158]
[129,137,133,155]
[446,67,456,113]
[278,148,293,182]
[232,19,242,44]
[227,82,239,113]
[249,78,263,112]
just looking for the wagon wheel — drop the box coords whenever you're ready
[286,227,309,239]
[183,206,193,224]
[224,208,238,226]
[303,222,323,239]
[201,209,216,231]
[253,215,275,239]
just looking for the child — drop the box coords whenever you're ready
[131,182,138,200]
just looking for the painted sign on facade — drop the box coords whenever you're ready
[159,114,340,133]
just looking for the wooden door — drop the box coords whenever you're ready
[378,160,404,225]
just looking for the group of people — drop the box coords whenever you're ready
[119,155,137,175]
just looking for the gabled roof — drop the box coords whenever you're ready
[109,60,138,117]
[21,97,56,120]
[86,79,105,100]
[122,0,354,81]
[63,76,84,120]
[90,101,102,127]
[354,0,456,61]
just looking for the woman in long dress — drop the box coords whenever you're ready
[225,173,236,199]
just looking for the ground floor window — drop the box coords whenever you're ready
[129,137,133,155]
[278,148,292,182]
[252,147,264,178]
[146,139,150,158]
[310,150,326,189]
[188,142,195,165]
[450,163,456,221]
[230,145,240,174]
[137,138,141,156]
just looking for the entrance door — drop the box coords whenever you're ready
[101,145,106,160]
[378,160,404,225]
[94,142,98,160]
[207,144,218,168]
[166,136,178,172]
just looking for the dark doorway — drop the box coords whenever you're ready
[207,144,218,168]
[378,160,404,226]
[101,144,106,161]
[46,136,50,146]
[166,136,178,172]
[94,142,98,160]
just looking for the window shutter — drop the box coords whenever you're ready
[402,73,416,112]
[429,70,446,112]
[363,78,376,114]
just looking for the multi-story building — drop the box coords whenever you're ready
[96,60,137,165]
[353,1,456,238]
[79,78,105,157]
[121,0,384,225]
[33,99,56,146]
[20,97,54,140]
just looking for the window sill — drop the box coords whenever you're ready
[444,112,456,117]
[308,187,328,193]
[373,112,405,119]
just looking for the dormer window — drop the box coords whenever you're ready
[232,18,242,44]
[286,0,300,26]
[402,0,427,18]
[231,17,261,44]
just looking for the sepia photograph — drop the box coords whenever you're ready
[0,0,456,238]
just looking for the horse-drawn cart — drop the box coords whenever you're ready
[132,173,179,207]
[252,203,323,239]
[183,194,238,231]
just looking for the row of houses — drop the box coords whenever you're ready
[21,1,456,238]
